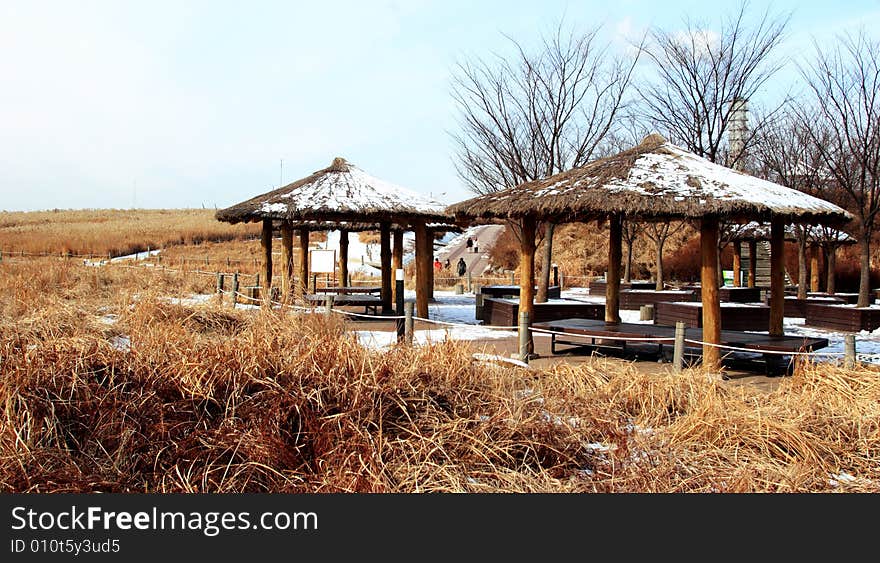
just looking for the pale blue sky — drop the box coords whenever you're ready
[1,0,878,212]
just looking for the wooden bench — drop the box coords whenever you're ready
[532,318,829,375]
[781,296,846,318]
[315,286,381,295]
[619,289,698,310]
[718,287,763,303]
[482,297,604,326]
[589,280,656,295]
[304,293,382,315]
[478,285,561,299]
[804,302,880,331]
[655,301,770,331]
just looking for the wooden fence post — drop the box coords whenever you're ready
[673,321,685,373]
[844,334,856,369]
[405,302,414,345]
[231,272,239,308]
[518,310,531,363]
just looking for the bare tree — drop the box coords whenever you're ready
[451,23,640,303]
[645,221,685,290]
[798,30,880,307]
[636,1,790,167]
[621,220,641,282]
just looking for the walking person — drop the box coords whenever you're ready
[466,237,473,252]
[456,257,467,277]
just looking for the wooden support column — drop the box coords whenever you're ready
[747,240,757,288]
[392,229,403,304]
[338,229,349,287]
[414,220,430,318]
[260,219,273,292]
[519,215,537,356]
[809,244,820,293]
[700,217,721,371]
[606,214,622,323]
[732,241,742,287]
[281,222,293,296]
[298,228,310,297]
[769,216,785,337]
[427,228,435,300]
[380,222,392,313]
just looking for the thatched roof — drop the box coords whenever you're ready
[217,157,451,226]
[727,221,856,244]
[446,134,853,225]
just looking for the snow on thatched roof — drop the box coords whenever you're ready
[727,221,856,244]
[217,157,451,226]
[447,134,853,225]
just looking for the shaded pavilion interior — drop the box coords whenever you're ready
[216,157,455,317]
[447,134,852,370]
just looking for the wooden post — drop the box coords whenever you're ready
[844,334,856,369]
[298,228,310,297]
[392,229,403,303]
[260,219,273,292]
[673,321,686,373]
[231,272,240,308]
[809,244,820,293]
[396,268,405,343]
[324,294,334,316]
[769,216,785,337]
[413,220,430,318]
[380,222,392,313]
[639,304,654,321]
[475,292,484,321]
[519,215,537,357]
[518,310,531,363]
[732,241,742,287]
[606,214,622,323]
[405,302,414,345]
[339,229,350,288]
[427,228,435,300]
[747,240,757,288]
[700,216,721,371]
[216,273,224,294]
[466,271,472,293]
[281,223,293,297]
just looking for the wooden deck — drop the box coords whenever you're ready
[588,280,656,295]
[619,289,697,310]
[655,302,770,331]
[532,318,829,374]
[807,292,860,304]
[482,297,604,326]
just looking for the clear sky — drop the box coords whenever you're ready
[1,0,878,212]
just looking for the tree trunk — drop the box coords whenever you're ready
[520,216,537,356]
[826,244,837,295]
[536,223,555,303]
[700,217,721,371]
[716,244,724,287]
[606,215,622,323]
[298,228,310,297]
[796,233,807,299]
[858,235,871,308]
[655,239,665,291]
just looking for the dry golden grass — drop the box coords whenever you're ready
[0,209,261,257]
[1,258,878,492]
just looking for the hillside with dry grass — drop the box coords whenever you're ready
[1,257,878,492]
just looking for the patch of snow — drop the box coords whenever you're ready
[109,335,130,352]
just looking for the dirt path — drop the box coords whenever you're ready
[442,224,504,277]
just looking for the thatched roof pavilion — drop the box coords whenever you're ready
[448,134,852,370]
[217,157,453,316]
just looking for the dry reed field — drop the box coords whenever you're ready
[1,257,878,492]
[0,209,260,258]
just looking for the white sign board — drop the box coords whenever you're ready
[310,249,336,274]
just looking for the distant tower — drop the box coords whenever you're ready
[728,97,749,171]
